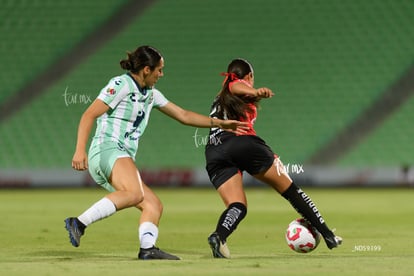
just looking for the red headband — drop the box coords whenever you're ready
[220,72,238,86]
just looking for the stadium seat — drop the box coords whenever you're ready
[1,0,413,169]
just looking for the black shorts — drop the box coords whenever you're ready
[205,135,276,189]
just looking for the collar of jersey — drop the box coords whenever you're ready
[127,73,149,96]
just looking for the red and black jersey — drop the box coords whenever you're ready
[208,79,257,143]
[205,80,277,188]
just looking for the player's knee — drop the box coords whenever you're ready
[137,196,163,216]
[127,192,144,207]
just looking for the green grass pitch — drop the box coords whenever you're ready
[0,187,413,275]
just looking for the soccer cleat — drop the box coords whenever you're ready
[208,232,230,258]
[325,235,343,249]
[64,217,84,247]
[138,246,180,260]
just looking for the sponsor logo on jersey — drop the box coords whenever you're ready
[107,88,116,95]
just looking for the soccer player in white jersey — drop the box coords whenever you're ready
[65,45,248,260]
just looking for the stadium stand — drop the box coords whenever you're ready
[338,93,414,166]
[0,0,129,104]
[0,0,413,170]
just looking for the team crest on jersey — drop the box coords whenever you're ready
[114,79,122,86]
[107,88,116,95]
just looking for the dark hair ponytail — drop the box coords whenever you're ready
[217,58,257,120]
[120,54,134,71]
[120,45,162,73]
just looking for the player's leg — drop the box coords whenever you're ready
[106,157,145,207]
[65,157,144,247]
[135,181,180,260]
[253,158,342,249]
[215,172,248,241]
[208,173,248,258]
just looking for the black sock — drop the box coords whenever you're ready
[215,202,247,242]
[281,182,334,239]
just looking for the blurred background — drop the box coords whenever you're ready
[0,0,413,188]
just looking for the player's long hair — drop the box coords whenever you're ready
[217,58,259,120]
[120,46,162,73]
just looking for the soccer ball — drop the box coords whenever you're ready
[285,218,321,253]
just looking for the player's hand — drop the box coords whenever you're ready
[219,120,250,135]
[256,87,274,98]
[72,150,88,171]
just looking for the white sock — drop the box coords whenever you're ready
[78,197,116,226]
[139,222,159,249]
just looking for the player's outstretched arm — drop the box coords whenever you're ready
[158,102,249,134]
[230,81,274,98]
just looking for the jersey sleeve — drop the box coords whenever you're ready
[153,89,169,108]
[97,76,129,109]
[228,79,252,92]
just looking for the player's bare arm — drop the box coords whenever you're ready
[72,99,109,171]
[158,101,249,134]
[230,81,274,98]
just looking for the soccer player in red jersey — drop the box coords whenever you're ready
[205,58,342,258]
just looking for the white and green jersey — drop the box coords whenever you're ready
[90,73,168,159]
